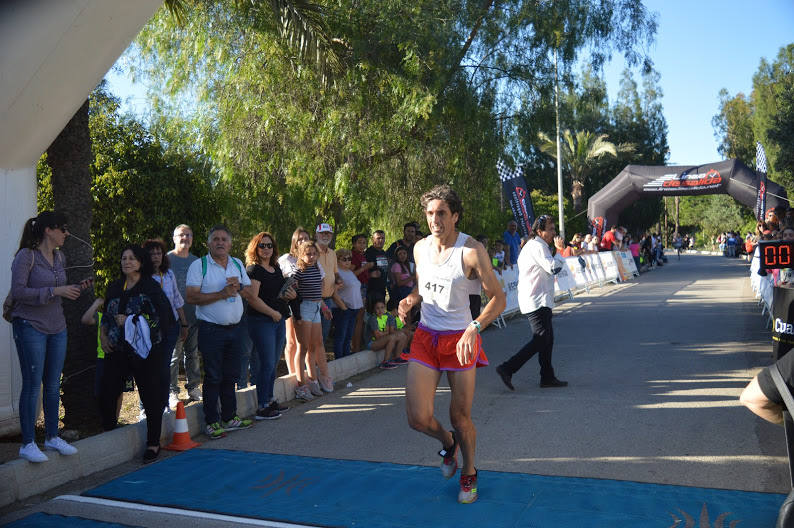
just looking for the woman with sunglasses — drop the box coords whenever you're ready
[8,212,88,463]
[245,232,296,419]
[332,249,364,359]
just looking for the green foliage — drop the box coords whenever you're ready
[713,44,794,192]
[37,84,221,294]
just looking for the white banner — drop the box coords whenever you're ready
[566,256,589,290]
[553,255,576,295]
[585,254,606,284]
[617,250,639,277]
[598,252,620,283]
[495,267,520,314]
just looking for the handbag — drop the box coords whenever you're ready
[3,250,35,323]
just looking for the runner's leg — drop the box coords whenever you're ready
[447,367,477,476]
[405,362,452,448]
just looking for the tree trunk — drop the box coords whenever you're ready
[571,180,585,212]
[46,98,99,435]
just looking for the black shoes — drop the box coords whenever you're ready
[496,365,514,391]
[143,446,160,463]
[540,378,568,388]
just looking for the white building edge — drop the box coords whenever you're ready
[0,0,163,435]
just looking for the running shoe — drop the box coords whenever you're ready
[390,357,408,365]
[205,422,226,440]
[379,360,397,370]
[222,415,253,431]
[255,406,281,420]
[309,380,323,396]
[296,385,314,401]
[439,431,458,479]
[458,470,478,504]
[320,376,334,393]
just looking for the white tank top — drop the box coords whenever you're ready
[418,232,473,331]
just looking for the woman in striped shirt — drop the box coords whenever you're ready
[293,240,333,401]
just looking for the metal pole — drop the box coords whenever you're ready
[554,48,565,240]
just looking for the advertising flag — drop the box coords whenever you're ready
[756,142,768,221]
[498,159,535,238]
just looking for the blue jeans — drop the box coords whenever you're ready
[198,321,243,424]
[332,307,359,359]
[12,319,67,444]
[237,315,255,389]
[247,315,286,407]
[170,322,202,392]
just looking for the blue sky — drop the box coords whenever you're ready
[106,0,794,167]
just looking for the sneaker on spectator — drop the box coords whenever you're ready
[44,436,78,456]
[309,380,323,396]
[439,431,458,479]
[19,442,48,463]
[255,406,281,420]
[269,400,288,413]
[296,385,314,401]
[379,360,397,370]
[458,470,478,504]
[188,387,203,402]
[319,376,334,393]
[205,422,226,439]
[222,415,253,431]
[138,408,147,422]
[168,392,180,410]
[391,357,408,365]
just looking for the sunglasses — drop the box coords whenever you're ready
[257,242,274,249]
[339,257,352,262]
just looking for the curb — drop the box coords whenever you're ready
[0,348,386,507]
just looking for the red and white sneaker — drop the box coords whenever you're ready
[458,470,478,504]
[438,431,458,479]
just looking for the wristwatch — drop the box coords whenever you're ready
[469,320,481,333]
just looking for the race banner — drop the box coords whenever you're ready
[553,255,576,296]
[756,142,768,221]
[598,252,620,283]
[498,159,535,238]
[772,286,794,361]
[494,266,520,315]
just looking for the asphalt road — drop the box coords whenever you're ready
[0,254,786,527]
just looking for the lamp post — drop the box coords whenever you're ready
[554,47,565,240]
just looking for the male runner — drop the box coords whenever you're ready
[398,185,506,504]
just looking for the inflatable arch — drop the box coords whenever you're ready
[587,159,788,235]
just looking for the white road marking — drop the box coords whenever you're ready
[54,495,316,527]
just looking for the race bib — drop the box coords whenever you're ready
[420,275,453,307]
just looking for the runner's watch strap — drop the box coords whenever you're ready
[470,320,481,333]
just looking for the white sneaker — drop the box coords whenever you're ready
[309,380,323,396]
[44,436,78,456]
[19,442,48,463]
[188,387,203,402]
[138,408,147,422]
[168,392,180,409]
[319,376,334,393]
[296,385,314,401]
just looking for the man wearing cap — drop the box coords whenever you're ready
[316,223,345,341]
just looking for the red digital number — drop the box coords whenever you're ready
[765,245,778,266]
[781,244,791,266]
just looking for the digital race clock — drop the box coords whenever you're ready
[758,240,794,275]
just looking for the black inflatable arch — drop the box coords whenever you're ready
[587,159,788,235]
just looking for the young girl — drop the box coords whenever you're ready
[367,298,408,369]
[293,240,333,400]
[389,246,416,303]
[277,228,310,377]
[387,298,413,364]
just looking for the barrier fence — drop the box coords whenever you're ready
[750,248,775,328]
[491,250,640,328]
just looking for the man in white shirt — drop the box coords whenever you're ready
[186,225,254,439]
[496,215,568,390]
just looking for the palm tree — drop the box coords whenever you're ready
[538,129,632,211]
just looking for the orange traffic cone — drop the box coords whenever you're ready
[165,401,201,451]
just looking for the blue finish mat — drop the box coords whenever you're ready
[4,513,141,528]
[84,449,784,527]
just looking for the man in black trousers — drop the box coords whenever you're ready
[496,215,567,390]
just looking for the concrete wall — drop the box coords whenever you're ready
[0,0,163,435]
